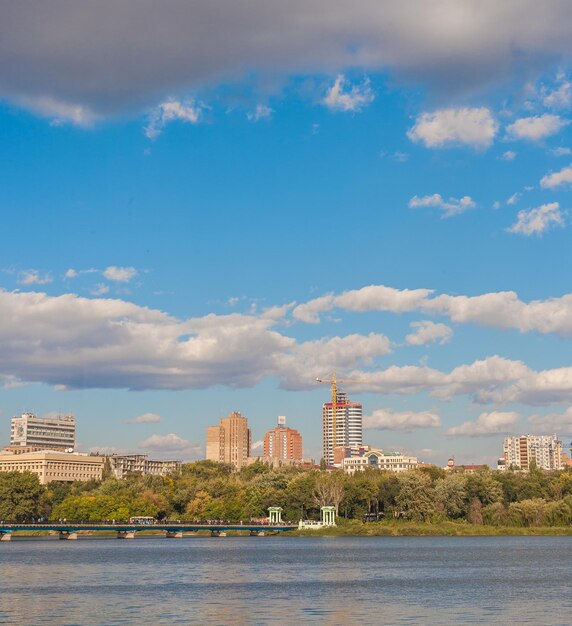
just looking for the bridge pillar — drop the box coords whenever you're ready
[59,531,78,540]
[0,532,12,541]
[210,530,226,537]
[165,530,183,538]
[117,531,136,539]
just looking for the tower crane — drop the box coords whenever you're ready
[316,372,366,462]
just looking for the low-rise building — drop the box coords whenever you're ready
[0,450,104,485]
[444,458,487,473]
[263,416,303,461]
[339,446,418,474]
[108,454,181,478]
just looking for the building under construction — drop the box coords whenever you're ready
[321,391,362,466]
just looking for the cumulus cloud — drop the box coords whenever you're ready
[6,3,572,120]
[364,408,441,431]
[323,75,374,112]
[446,411,520,437]
[17,270,53,286]
[506,114,568,141]
[295,283,572,338]
[124,412,162,424]
[540,164,572,188]
[507,202,565,236]
[408,193,476,218]
[528,408,572,434]
[90,283,110,296]
[138,433,200,458]
[247,104,273,122]
[550,146,571,156]
[407,107,497,148]
[65,269,78,279]
[501,150,517,161]
[543,80,572,109]
[406,321,453,346]
[103,266,138,282]
[144,100,202,139]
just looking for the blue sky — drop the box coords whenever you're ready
[2,1,572,465]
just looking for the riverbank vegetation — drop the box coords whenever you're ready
[1,461,571,531]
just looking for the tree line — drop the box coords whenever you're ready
[1,460,572,527]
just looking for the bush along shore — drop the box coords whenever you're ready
[1,460,571,534]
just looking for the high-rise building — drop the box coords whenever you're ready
[263,416,303,461]
[502,434,563,471]
[9,412,76,451]
[322,391,362,465]
[206,411,251,470]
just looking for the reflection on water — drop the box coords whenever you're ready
[0,536,571,625]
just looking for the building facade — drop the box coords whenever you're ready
[322,392,362,465]
[0,450,104,485]
[339,446,418,474]
[206,411,251,470]
[10,412,76,451]
[108,454,181,479]
[263,416,303,461]
[502,435,563,471]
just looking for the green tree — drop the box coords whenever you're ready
[434,474,468,518]
[0,472,45,522]
[396,472,435,521]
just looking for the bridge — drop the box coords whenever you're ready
[0,521,299,540]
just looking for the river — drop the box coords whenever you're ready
[0,536,571,624]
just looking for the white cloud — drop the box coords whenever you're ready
[543,80,572,109]
[446,411,520,437]
[144,100,202,140]
[90,283,110,296]
[364,408,441,431]
[501,150,517,161]
[124,412,162,424]
[550,146,571,156]
[528,408,572,434]
[540,164,572,188]
[408,193,476,218]
[139,433,194,452]
[507,202,565,237]
[16,95,98,126]
[406,321,453,346]
[251,440,264,450]
[323,74,374,112]
[507,192,520,205]
[506,114,568,141]
[407,107,497,148]
[247,104,273,121]
[18,270,53,286]
[65,269,78,279]
[103,266,138,282]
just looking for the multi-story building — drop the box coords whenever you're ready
[502,435,563,471]
[10,412,76,451]
[322,391,362,465]
[263,416,303,461]
[206,411,251,470]
[0,450,104,485]
[339,445,418,474]
[108,454,181,479]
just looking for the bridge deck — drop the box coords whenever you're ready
[0,523,297,533]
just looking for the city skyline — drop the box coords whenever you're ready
[2,3,572,466]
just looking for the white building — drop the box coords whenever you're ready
[10,412,76,451]
[322,392,362,465]
[108,454,181,478]
[502,435,563,471]
[341,447,418,474]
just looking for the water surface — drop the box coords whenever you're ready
[1,536,570,624]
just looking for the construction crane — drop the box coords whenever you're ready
[316,372,365,462]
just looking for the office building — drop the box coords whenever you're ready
[206,411,251,470]
[108,454,181,479]
[263,416,303,461]
[322,391,362,465]
[10,412,76,451]
[0,450,104,485]
[502,434,563,471]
